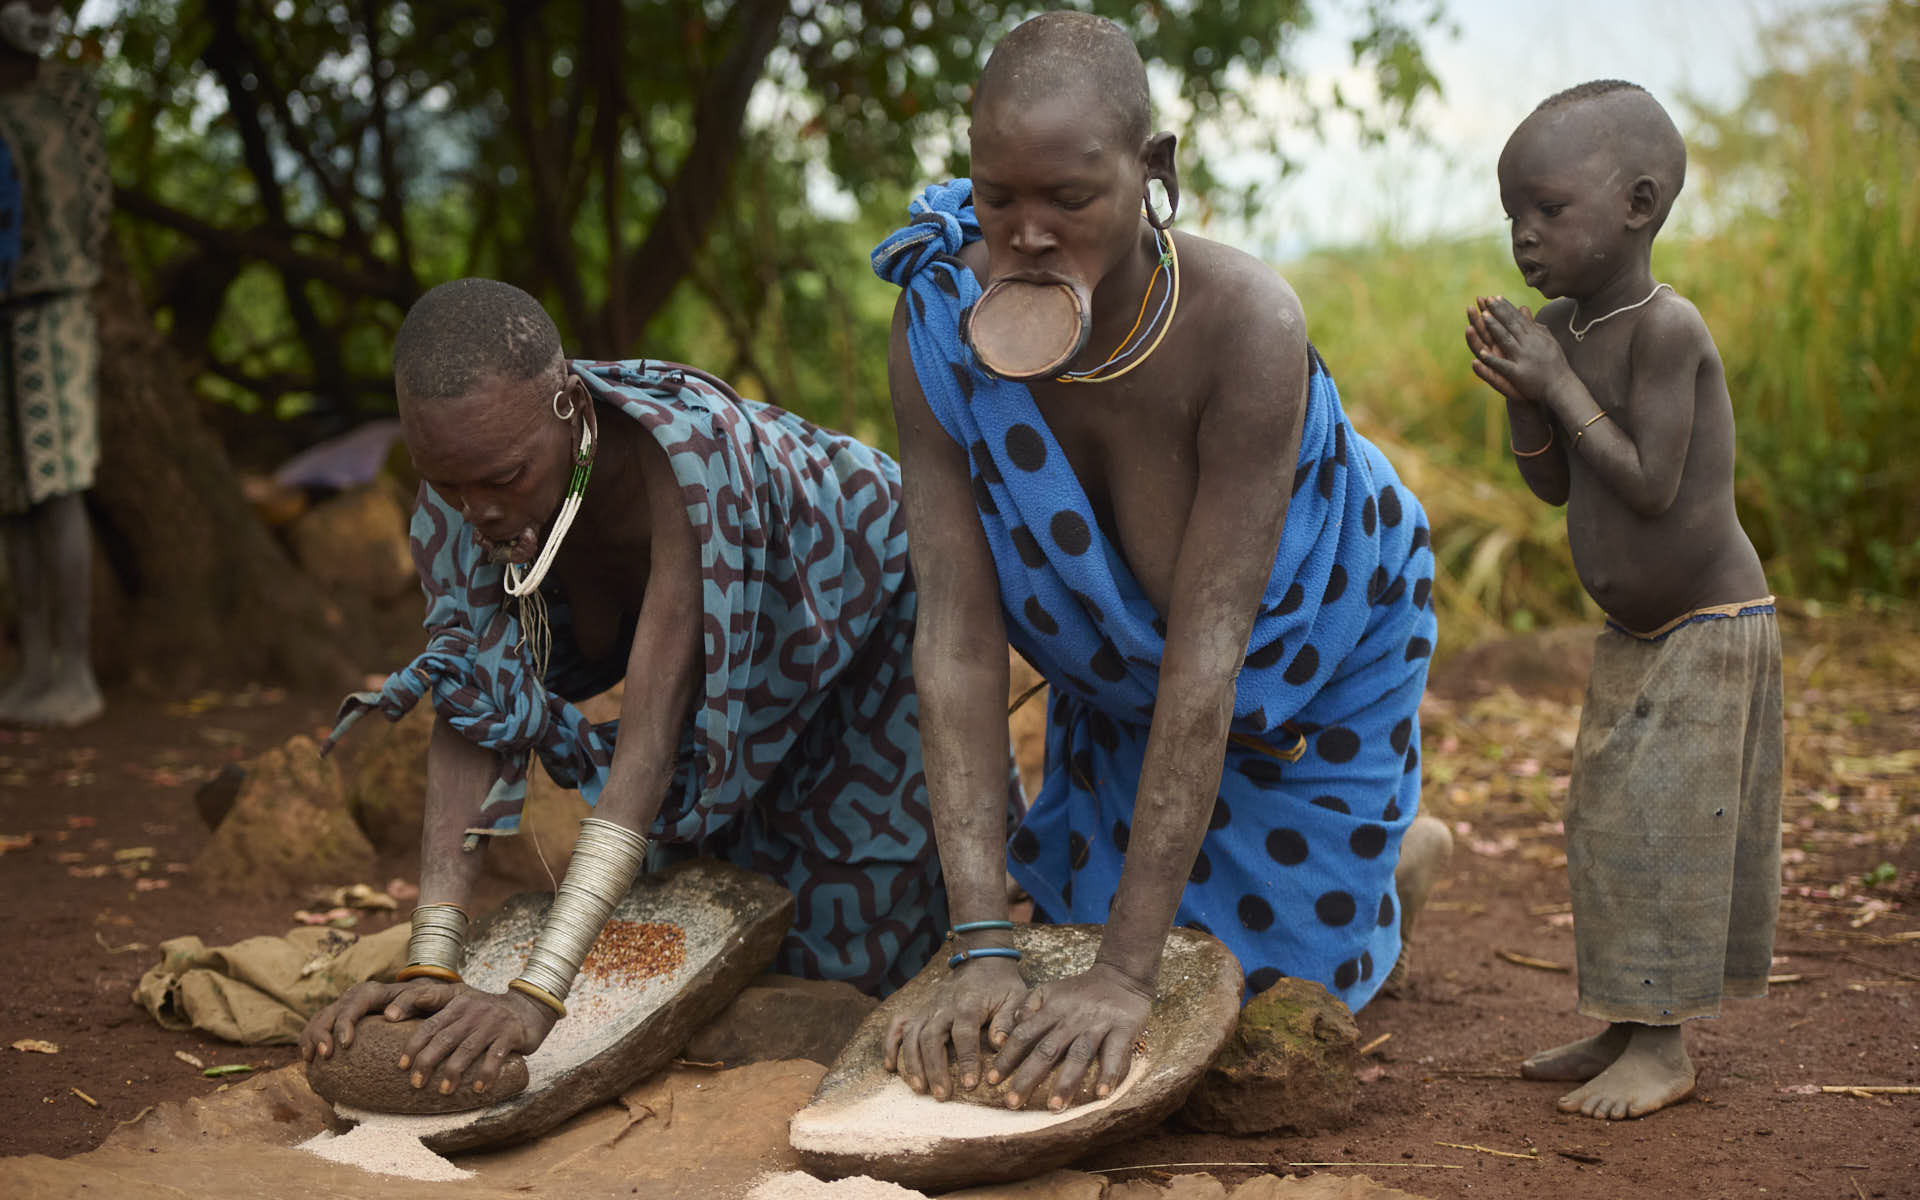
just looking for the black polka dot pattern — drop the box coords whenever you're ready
[1322,565,1346,604]
[1247,966,1283,993]
[1189,849,1212,884]
[1311,795,1350,814]
[1005,423,1047,472]
[1266,827,1308,865]
[1089,643,1128,682]
[1367,566,1388,602]
[1283,643,1319,685]
[970,440,1002,484]
[1010,826,1039,863]
[1360,950,1374,980]
[1111,820,1130,851]
[1269,582,1304,616]
[971,474,997,515]
[1361,494,1377,534]
[948,357,974,401]
[1317,726,1361,763]
[1238,756,1287,787]
[1413,578,1432,609]
[1088,712,1119,752]
[1315,890,1357,926]
[1377,893,1395,927]
[1316,459,1337,500]
[1405,636,1433,661]
[1378,486,1403,527]
[1349,824,1387,858]
[1024,595,1059,636]
[1333,959,1359,990]
[1051,510,1091,555]
[1210,796,1232,831]
[1238,894,1274,932]
[1246,636,1288,670]
[1068,830,1090,870]
[1010,525,1046,567]
[1390,718,1413,754]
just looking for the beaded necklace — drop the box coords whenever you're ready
[1056,227,1180,385]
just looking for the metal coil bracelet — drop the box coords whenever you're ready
[396,903,469,982]
[512,818,650,1011]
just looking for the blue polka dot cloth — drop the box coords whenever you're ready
[875,181,1439,1011]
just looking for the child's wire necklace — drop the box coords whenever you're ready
[1569,282,1671,342]
[1056,227,1180,384]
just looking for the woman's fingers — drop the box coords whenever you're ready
[434,1027,496,1095]
[1095,1026,1134,1098]
[1046,1031,1102,1111]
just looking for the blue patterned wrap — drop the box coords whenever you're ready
[325,359,963,994]
[874,181,1438,1010]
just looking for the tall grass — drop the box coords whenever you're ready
[1285,0,1919,645]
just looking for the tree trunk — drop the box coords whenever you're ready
[87,236,364,693]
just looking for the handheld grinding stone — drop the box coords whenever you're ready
[307,1016,529,1115]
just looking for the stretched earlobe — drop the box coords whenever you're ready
[1143,131,1181,230]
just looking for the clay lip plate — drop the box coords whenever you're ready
[791,924,1244,1191]
[964,279,1090,380]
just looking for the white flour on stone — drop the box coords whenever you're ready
[749,1170,931,1199]
[789,1063,1141,1157]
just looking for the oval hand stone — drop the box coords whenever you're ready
[307,1017,528,1114]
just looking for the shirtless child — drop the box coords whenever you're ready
[1466,81,1783,1121]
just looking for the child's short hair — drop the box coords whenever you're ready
[1531,80,1687,233]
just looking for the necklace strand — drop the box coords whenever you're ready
[1570,282,1671,342]
[1057,228,1180,384]
[504,420,595,598]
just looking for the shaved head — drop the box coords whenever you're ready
[1523,80,1687,231]
[393,278,564,408]
[975,11,1151,148]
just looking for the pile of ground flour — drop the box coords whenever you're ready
[749,1170,932,1198]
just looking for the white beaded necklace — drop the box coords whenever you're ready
[1570,282,1671,342]
[504,409,595,598]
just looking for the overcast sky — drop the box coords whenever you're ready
[1215,0,1833,256]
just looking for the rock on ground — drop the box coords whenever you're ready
[195,735,375,895]
[683,975,880,1068]
[284,483,417,600]
[1177,977,1360,1135]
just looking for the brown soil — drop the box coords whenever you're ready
[2,608,1915,1199]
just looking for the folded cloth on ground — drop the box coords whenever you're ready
[134,924,409,1045]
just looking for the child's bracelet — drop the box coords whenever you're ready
[1573,409,1612,444]
[948,947,1023,970]
[1511,427,1554,458]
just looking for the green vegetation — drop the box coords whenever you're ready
[1288,0,1919,643]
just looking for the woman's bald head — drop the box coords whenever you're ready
[974,11,1152,150]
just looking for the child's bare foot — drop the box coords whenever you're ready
[1380,815,1453,995]
[1551,1024,1694,1120]
[1521,1022,1632,1081]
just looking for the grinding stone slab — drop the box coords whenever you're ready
[790,924,1243,1191]
[307,1016,529,1113]
[321,858,794,1156]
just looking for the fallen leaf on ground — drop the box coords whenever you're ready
[64,815,95,829]
[0,833,32,854]
[11,1039,59,1054]
[112,846,156,862]
[173,1051,204,1069]
[133,878,170,892]
[202,1064,254,1078]
[66,864,111,879]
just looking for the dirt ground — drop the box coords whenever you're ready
[1,606,1915,1198]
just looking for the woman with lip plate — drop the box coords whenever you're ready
[300,278,1016,1104]
[872,11,1449,1115]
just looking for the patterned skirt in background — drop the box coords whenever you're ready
[1,289,98,514]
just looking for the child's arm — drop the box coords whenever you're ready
[1467,301,1569,505]
[1476,296,1699,517]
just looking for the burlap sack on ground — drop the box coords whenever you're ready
[134,923,409,1044]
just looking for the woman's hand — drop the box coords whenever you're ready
[990,962,1151,1111]
[299,979,559,1098]
[884,957,1029,1100]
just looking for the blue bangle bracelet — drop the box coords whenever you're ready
[949,920,1015,937]
[948,947,1022,969]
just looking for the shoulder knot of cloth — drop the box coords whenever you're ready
[873,180,1430,741]
[322,359,911,840]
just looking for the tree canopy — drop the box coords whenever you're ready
[88,0,1441,436]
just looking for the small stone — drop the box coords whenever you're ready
[306,1017,528,1114]
[1177,977,1360,1135]
[285,484,417,600]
